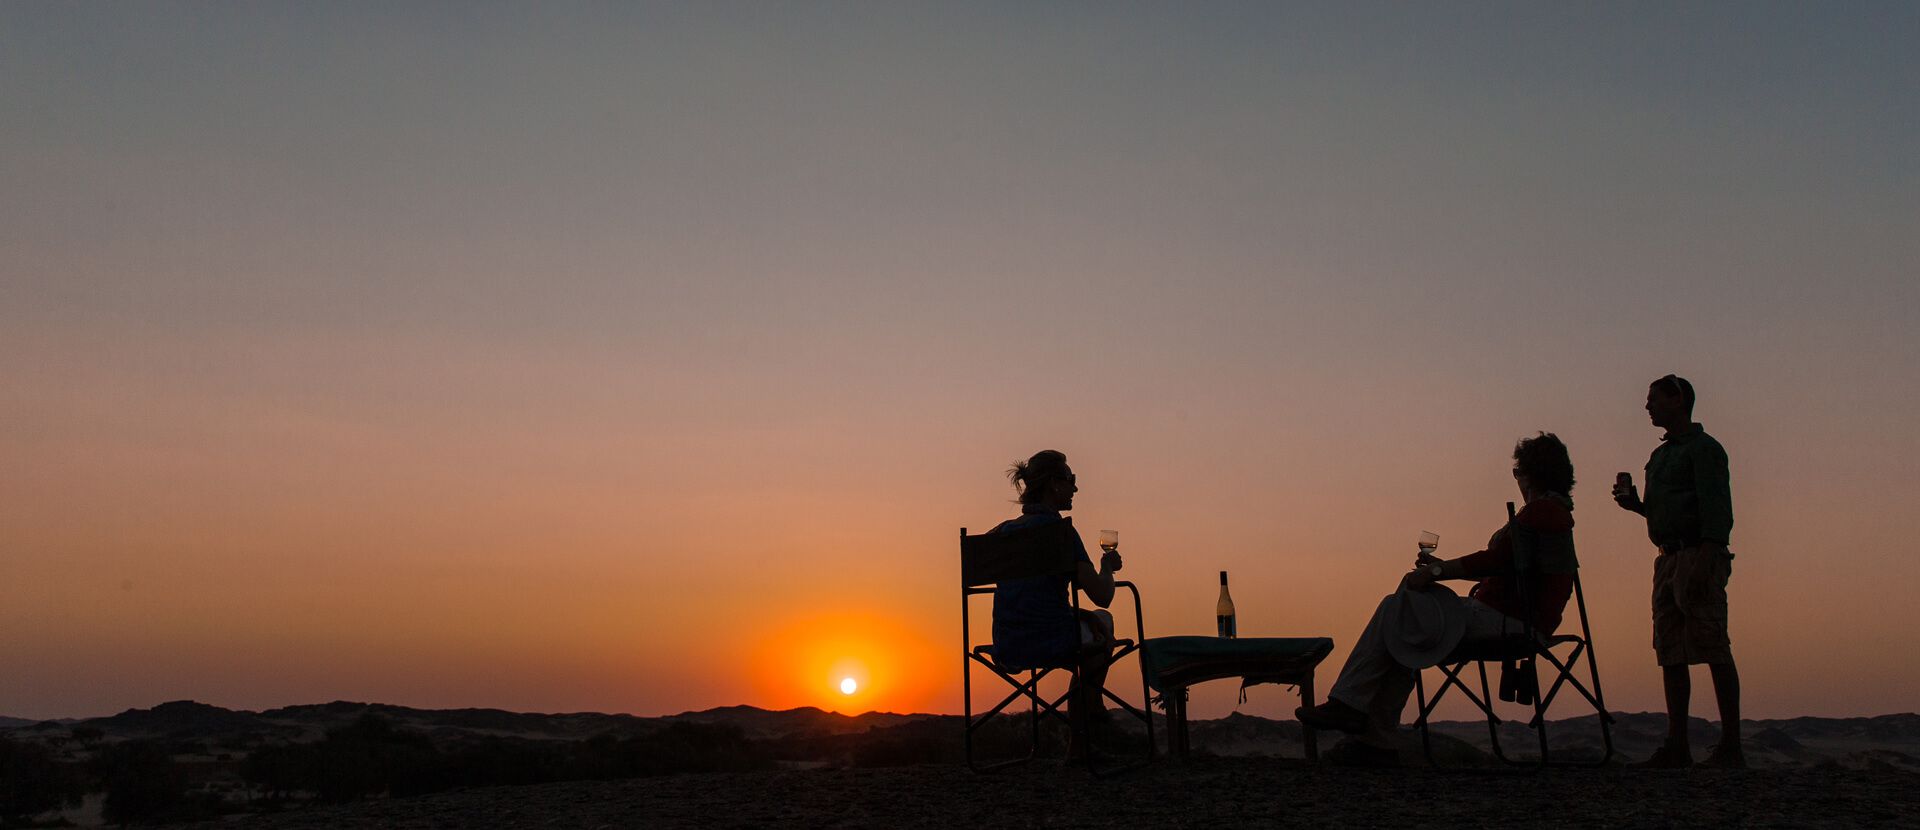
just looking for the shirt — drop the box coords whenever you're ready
[1456,495,1577,635]
[987,507,1093,669]
[1643,424,1734,547]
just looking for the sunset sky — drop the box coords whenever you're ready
[4,3,1917,723]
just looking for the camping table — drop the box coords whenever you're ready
[1140,636,1335,760]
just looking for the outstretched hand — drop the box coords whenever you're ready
[1100,549,1123,573]
[1401,567,1436,591]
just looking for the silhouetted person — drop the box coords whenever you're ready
[1614,374,1743,768]
[989,449,1122,759]
[1298,433,1577,765]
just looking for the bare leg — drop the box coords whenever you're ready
[1661,665,1691,749]
[1709,661,1741,748]
[1066,613,1114,759]
[1074,611,1114,725]
[1065,657,1111,756]
[1079,654,1111,715]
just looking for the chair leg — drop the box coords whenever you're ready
[1170,688,1190,760]
[1301,671,1319,761]
[969,661,1066,724]
[1167,687,1182,756]
[1590,647,1615,765]
[1416,670,1435,766]
[1028,670,1041,758]
[1532,660,1551,765]
[1538,642,1617,767]
[964,653,976,771]
[1419,663,1493,768]
[966,660,1054,772]
[1140,652,1156,759]
[1477,662,1511,764]
[1098,685,1150,721]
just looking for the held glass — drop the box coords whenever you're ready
[1417,530,1440,555]
[1098,529,1119,551]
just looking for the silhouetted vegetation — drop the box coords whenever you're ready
[569,722,773,778]
[1,734,85,826]
[231,715,775,809]
[241,742,304,802]
[306,714,447,801]
[87,739,223,826]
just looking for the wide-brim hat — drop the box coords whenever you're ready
[1382,583,1470,669]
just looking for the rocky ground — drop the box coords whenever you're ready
[167,759,1920,829]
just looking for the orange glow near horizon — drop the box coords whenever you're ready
[747,611,941,715]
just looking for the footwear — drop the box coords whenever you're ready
[1324,738,1400,768]
[1296,700,1368,734]
[1699,742,1747,769]
[1632,740,1694,769]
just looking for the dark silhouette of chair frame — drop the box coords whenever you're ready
[1414,502,1615,766]
[961,519,1153,773]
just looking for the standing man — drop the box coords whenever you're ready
[1614,374,1743,768]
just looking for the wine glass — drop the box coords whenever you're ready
[1098,529,1119,552]
[1416,531,1440,564]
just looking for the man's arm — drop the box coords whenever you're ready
[1696,442,1734,545]
[1405,557,1463,590]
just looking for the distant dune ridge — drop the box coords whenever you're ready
[2,700,917,745]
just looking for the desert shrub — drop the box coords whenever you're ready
[441,737,564,788]
[629,722,772,775]
[240,743,305,801]
[88,740,198,826]
[241,717,780,811]
[566,723,772,779]
[302,713,446,801]
[0,734,86,825]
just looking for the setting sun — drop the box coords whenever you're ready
[745,609,941,713]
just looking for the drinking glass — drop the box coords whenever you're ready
[1417,531,1440,561]
[1098,529,1119,552]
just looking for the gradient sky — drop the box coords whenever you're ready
[4,3,1917,722]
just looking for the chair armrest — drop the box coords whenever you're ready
[1106,580,1146,645]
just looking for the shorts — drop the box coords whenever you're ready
[1651,545,1734,666]
[1078,608,1115,644]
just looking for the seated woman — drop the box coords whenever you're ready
[989,449,1123,753]
[1297,432,1576,764]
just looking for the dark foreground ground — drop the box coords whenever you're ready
[169,759,1920,829]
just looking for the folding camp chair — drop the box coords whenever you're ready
[961,518,1153,773]
[1414,502,1615,766]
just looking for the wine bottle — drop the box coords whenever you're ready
[1215,571,1237,639]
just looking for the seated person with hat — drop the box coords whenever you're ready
[1296,432,1576,764]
